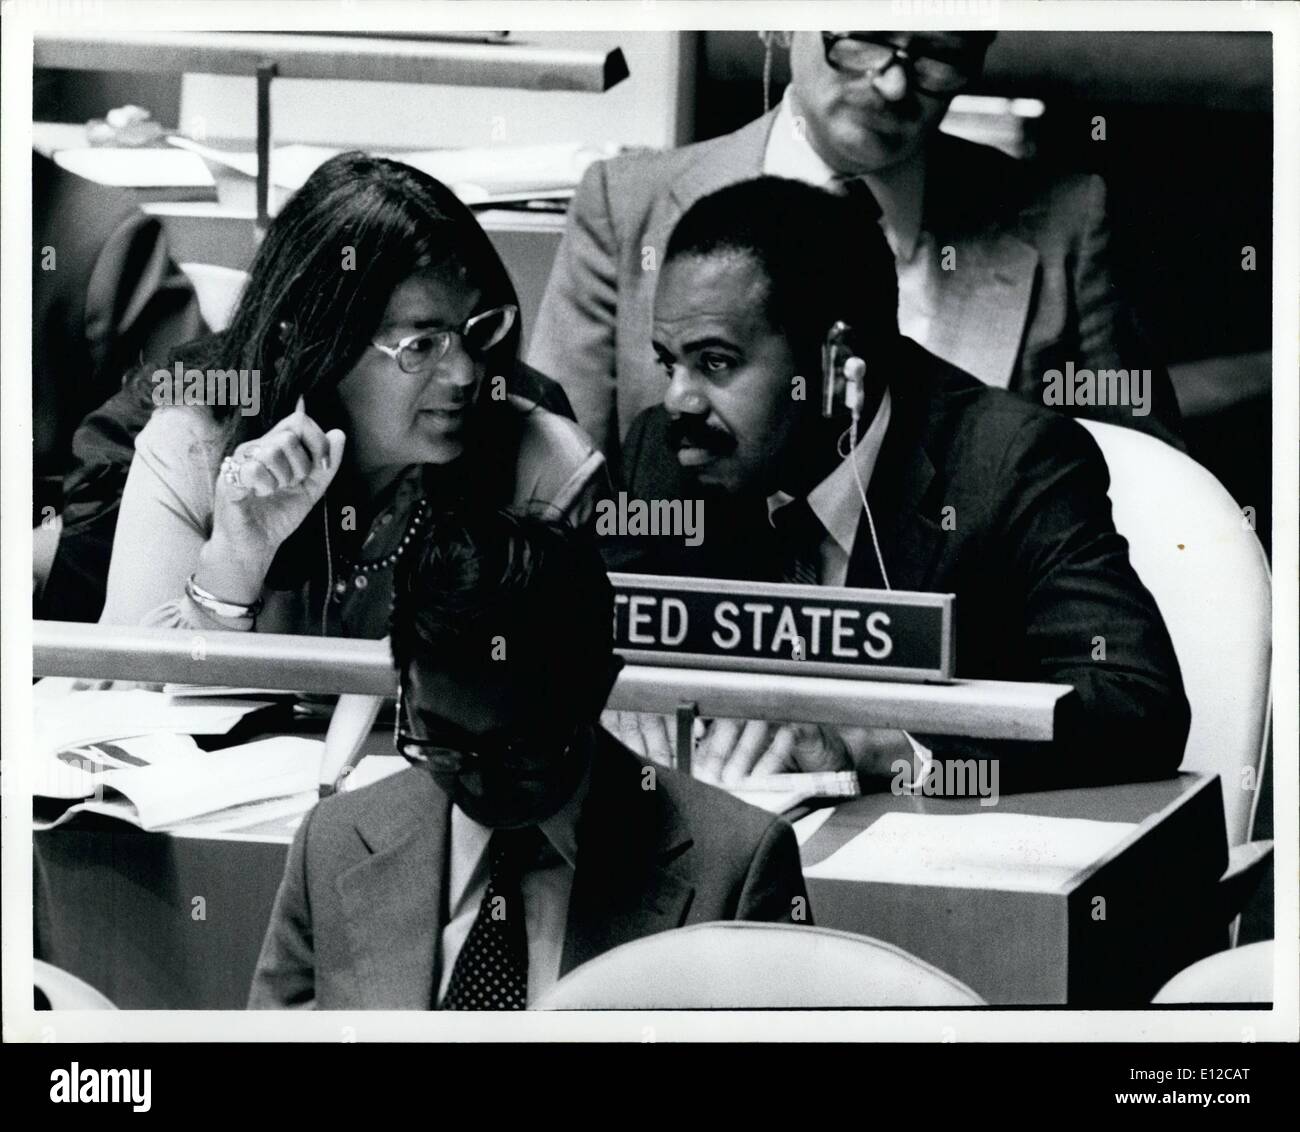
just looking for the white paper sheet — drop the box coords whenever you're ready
[38,732,205,799]
[35,737,323,832]
[802,811,1137,892]
[33,690,276,799]
[53,147,215,188]
[35,689,273,752]
[166,135,615,198]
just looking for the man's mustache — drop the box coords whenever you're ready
[667,415,737,456]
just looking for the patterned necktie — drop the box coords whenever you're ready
[772,497,825,585]
[837,175,884,224]
[440,827,538,1010]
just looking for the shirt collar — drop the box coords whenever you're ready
[448,751,591,904]
[767,386,893,561]
[763,91,926,262]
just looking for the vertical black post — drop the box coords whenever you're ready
[674,702,699,776]
[255,59,278,239]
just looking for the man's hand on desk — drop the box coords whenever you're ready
[693,720,853,784]
[601,711,920,786]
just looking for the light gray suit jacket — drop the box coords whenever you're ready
[248,731,809,1009]
[527,110,1183,462]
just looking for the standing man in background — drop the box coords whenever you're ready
[529,29,1183,466]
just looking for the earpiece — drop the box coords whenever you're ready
[835,350,892,592]
[843,355,866,416]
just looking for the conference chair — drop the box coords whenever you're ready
[1151,939,1274,1004]
[34,959,117,1010]
[178,262,248,333]
[532,921,986,1008]
[1078,421,1272,934]
[33,263,244,603]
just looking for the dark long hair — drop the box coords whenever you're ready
[203,150,522,446]
[192,152,527,591]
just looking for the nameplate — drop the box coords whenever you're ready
[609,574,954,683]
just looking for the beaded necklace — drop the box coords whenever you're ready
[330,495,432,600]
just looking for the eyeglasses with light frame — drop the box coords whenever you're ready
[370,304,518,375]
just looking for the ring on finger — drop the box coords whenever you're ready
[220,454,245,486]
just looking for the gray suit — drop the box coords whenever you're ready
[249,731,809,1009]
[528,110,1183,461]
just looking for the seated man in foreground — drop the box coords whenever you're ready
[249,509,808,1010]
[606,176,1190,792]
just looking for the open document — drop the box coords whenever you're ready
[32,687,277,798]
[34,735,323,834]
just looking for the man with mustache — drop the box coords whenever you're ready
[604,176,1189,791]
[529,29,1183,463]
[249,508,808,1009]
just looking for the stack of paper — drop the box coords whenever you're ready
[35,736,323,833]
[728,770,860,815]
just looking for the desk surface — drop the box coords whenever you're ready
[802,772,1229,1004]
[34,762,1228,1009]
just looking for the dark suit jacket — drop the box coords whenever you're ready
[248,730,809,1009]
[527,111,1183,461]
[33,152,206,520]
[614,339,1191,790]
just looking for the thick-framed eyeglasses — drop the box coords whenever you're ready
[371,304,518,375]
[821,32,977,96]
[393,683,578,772]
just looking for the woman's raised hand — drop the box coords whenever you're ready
[198,398,346,604]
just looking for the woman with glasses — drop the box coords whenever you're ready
[99,152,607,638]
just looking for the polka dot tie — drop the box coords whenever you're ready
[441,828,536,1010]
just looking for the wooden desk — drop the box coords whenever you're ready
[34,760,1228,1009]
[802,772,1230,1005]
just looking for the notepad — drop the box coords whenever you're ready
[802,811,1137,892]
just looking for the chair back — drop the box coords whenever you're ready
[1078,420,1271,845]
[533,921,985,1008]
[178,262,248,332]
[1152,939,1273,1003]
[34,960,117,1009]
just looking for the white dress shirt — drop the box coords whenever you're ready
[763,91,938,355]
[766,390,934,778]
[767,387,892,588]
[436,768,589,1007]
